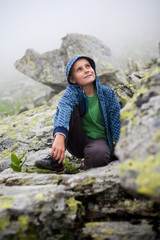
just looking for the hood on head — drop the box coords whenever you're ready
[66,55,96,84]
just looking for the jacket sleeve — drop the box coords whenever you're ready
[53,86,79,136]
[108,89,121,143]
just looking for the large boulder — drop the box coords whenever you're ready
[14,33,127,90]
[115,67,160,202]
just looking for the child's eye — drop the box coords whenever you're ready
[77,67,82,72]
[86,64,90,68]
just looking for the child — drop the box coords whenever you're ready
[35,55,121,171]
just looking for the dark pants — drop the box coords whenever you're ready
[66,106,110,170]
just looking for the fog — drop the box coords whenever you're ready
[1,0,160,80]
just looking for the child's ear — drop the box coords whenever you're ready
[69,76,76,84]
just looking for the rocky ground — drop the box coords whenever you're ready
[0,34,160,239]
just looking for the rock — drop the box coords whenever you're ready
[14,48,67,90]
[18,106,29,114]
[0,74,54,117]
[14,33,127,90]
[0,105,57,171]
[0,162,159,239]
[127,57,144,75]
[81,220,156,240]
[115,67,160,202]
[113,83,138,108]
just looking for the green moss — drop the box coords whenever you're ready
[24,166,61,174]
[63,157,82,174]
[66,196,82,215]
[0,196,13,209]
[0,215,10,231]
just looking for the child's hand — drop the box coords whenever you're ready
[51,134,65,163]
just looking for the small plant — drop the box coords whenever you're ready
[11,152,27,172]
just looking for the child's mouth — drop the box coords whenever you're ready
[84,74,92,79]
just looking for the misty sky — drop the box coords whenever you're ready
[0,0,160,79]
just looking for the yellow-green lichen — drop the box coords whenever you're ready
[85,222,104,228]
[120,106,136,122]
[134,85,148,99]
[144,66,160,81]
[66,196,82,215]
[0,105,56,161]
[25,54,35,69]
[120,126,126,136]
[132,116,138,127]
[18,215,29,230]
[0,148,14,159]
[118,199,140,212]
[0,196,14,209]
[119,154,160,197]
[0,215,10,231]
[155,130,160,142]
[117,199,155,214]
[35,193,44,202]
[82,177,95,185]
[105,229,114,235]
[17,215,30,240]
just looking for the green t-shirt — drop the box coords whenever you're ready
[82,90,107,140]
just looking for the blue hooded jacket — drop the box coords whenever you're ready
[54,55,121,154]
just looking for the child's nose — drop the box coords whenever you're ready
[84,67,89,72]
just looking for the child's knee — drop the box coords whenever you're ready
[84,143,110,170]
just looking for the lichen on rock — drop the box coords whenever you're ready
[116,70,160,202]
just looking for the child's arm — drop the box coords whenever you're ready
[52,86,79,162]
[108,89,121,143]
[50,134,65,163]
[54,86,79,136]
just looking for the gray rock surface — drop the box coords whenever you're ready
[0,162,159,240]
[115,68,160,202]
[81,220,156,240]
[0,105,56,171]
[14,33,127,89]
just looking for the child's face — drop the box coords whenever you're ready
[69,58,95,86]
